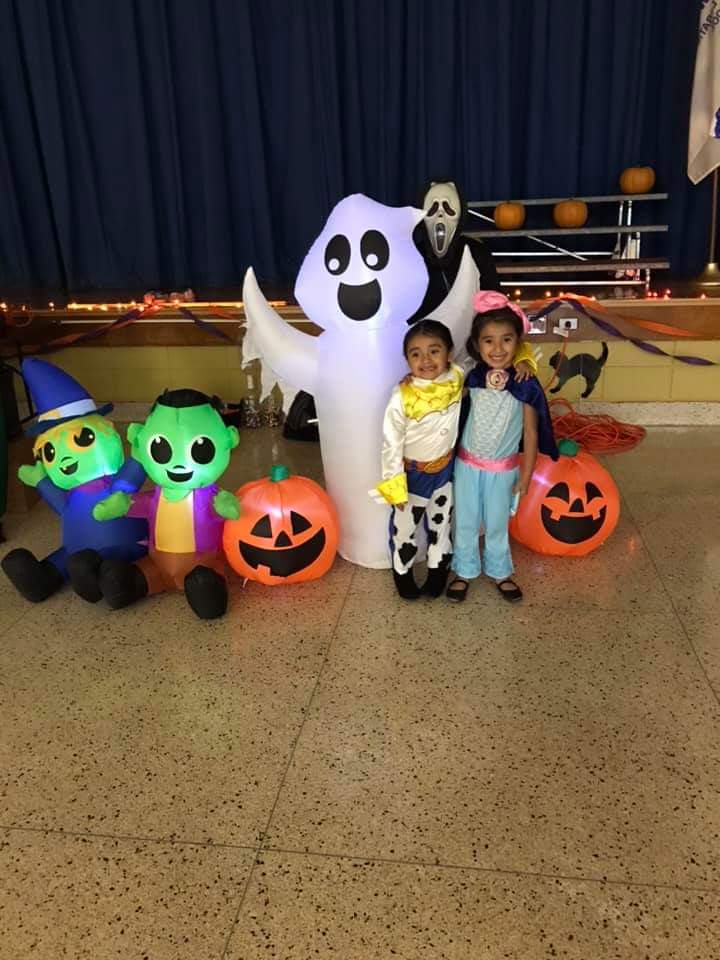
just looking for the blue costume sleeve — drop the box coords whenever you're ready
[110,457,146,493]
[37,476,69,515]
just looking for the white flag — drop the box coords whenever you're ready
[689,1,720,183]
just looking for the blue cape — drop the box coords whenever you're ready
[459,364,559,460]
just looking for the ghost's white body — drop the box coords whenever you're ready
[242,246,477,567]
[242,189,484,569]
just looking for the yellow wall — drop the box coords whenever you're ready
[536,340,720,402]
[38,346,257,404]
[15,341,720,405]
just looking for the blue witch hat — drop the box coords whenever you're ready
[22,358,113,436]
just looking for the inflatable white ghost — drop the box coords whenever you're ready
[243,193,476,568]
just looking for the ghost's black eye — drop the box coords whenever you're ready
[426,201,440,216]
[547,482,570,502]
[360,230,389,271]
[43,442,56,463]
[149,435,172,464]
[190,436,216,464]
[324,234,351,275]
[442,201,457,216]
[74,427,95,448]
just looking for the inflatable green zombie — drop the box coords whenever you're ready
[94,388,240,619]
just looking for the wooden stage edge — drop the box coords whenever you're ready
[1,299,719,350]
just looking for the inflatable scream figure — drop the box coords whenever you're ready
[93,388,240,620]
[1,359,147,603]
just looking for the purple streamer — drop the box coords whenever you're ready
[533,298,716,366]
[178,307,236,344]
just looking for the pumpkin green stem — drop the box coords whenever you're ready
[269,464,290,482]
[557,438,579,457]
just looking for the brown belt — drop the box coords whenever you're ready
[403,450,453,474]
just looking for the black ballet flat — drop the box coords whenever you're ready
[496,579,523,603]
[445,578,469,603]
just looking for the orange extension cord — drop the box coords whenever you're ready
[548,398,646,454]
[542,340,646,454]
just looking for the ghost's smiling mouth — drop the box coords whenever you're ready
[167,467,194,483]
[337,279,381,321]
[60,461,79,476]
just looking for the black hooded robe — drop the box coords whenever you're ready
[412,179,501,322]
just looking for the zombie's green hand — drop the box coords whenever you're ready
[93,491,132,521]
[18,462,46,488]
[213,490,240,520]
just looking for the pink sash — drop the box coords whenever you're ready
[457,446,520,472]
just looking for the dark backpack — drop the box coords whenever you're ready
[282,391,319,442]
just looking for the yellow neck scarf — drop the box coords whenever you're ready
[399,366,463,422]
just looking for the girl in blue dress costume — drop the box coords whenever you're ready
[447,292,558,603]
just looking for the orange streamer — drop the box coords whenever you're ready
[529,293,719,340]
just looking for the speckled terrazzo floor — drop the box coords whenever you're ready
[1,426,719,959]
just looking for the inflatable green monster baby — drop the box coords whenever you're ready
[94,388,240,619]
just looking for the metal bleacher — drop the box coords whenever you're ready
[465,193,670,293]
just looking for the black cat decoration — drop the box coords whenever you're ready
[549,343,609,398]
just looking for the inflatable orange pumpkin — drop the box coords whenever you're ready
[223,464,339,584]
[509,440,619,556]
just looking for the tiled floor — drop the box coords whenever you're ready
[1,426,719,959]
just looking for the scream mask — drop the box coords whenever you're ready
[422,181,462,259]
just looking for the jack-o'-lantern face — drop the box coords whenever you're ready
[241,508,326,578]
[223,465,339,585]
[509,440,620,557]
[541,479,607,544]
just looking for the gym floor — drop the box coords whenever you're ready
[1,426,719,959]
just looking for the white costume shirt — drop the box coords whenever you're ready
[378,365,463,504]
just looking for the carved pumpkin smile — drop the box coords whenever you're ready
[239,526,327,577]
[541,504,608,543]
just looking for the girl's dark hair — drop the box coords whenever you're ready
[466,307,523,362]
[403,318,454,357]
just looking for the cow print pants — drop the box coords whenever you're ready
[390,478,453,575]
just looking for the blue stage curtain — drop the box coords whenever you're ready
[0,0,708,296]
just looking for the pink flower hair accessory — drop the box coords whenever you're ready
[472,290,530,333]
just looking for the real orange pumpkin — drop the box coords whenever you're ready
[223,464,339,585]
[509,439,619,556]
[494,202,526,230]
[553,199,588,229]
[619,166,656,195]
